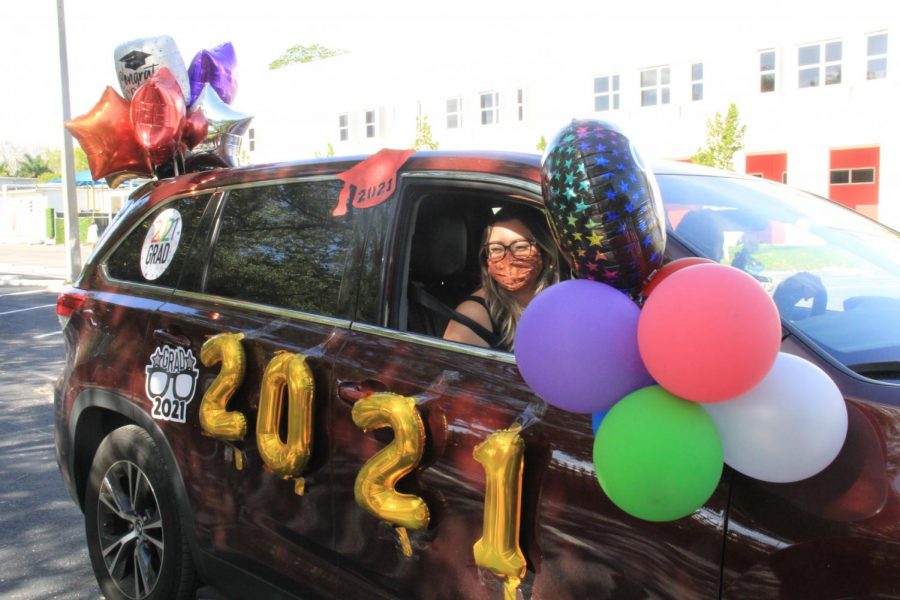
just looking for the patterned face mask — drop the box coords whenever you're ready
[487,251,542,292]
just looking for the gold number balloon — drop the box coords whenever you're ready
[473,425,527,600]
[257,351,315,494]
[352,392,430,557]
[199,333,248,442]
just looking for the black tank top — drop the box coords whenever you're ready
[450,296,507,351]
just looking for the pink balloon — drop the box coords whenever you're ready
[637,264,781,403]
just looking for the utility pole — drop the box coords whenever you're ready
[56,0,82,281]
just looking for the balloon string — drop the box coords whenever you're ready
[396,527,413,557]
[503,577,521,600]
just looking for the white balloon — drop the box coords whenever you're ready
[702,353,848,483]
[114,36,190,101]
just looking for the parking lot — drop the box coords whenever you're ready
[0,248,103,599]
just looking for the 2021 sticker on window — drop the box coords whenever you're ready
[141,207,183,280]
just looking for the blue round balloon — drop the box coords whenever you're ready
[592,411,607,435]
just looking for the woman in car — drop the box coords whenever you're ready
[443,205,559,351]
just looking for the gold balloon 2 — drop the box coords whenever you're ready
[352,392,430,557]
[473,425,527,600]
[199,333,248,468]
[257,351,316,494]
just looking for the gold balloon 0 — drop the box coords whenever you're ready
[352,392,429,557]
[199,333,248,442]
[257,352,315,490]
[473,425,527,600]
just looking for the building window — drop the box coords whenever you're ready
[640,66,670,106]
[760,50,776,92]
[593,75,620,111]
[517,88,525,121]
[830,167,876,185]
[446,97,462,129]
[798,41,842,87]
[691,63,703,101]
[248,128,256,152]
[338,114,349,141]
[867,32,888,80]
[480,91,499,125]
[365,110,377,138]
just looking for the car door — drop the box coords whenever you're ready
[146,176,378,597]
[328,172,730,599]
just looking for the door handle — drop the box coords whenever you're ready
[337,379,389,404]
[153,328,192,348]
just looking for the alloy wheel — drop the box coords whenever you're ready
[96,459,164,599]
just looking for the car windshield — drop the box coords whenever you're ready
[657,172,900,382]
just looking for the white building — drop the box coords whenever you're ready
[247,14,900,230]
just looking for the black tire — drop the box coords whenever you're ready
[84,425,195,600]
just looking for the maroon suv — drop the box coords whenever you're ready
[54,151,900,600]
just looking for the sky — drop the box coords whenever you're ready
[2,0,897,157]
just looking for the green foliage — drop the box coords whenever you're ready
[413,115,439,150]
[691,103,747,171]
[326,143,335,157]
[269,44,347,70]
[0,161,11,176]
[536,135,547,152]
[46,147,90,174]
[15,152,52,178]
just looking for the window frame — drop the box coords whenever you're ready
[446,96,462,129]
[101,192,217,293]
[479,91,500,125]
[798,40,843,88]
[593,74,620,112]
[830,167,877,186]
[759,49,777,93]
[867,32,888,80]
[517,88,525,121]
[691,62,703,101]
[365,109,377,138]
[640,66,671,107]
[338,113,349,142]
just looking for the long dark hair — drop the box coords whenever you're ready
[479,205,559,350]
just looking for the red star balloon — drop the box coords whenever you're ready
[64,87,152,184]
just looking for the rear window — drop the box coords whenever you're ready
[204,180,355,318]
[105,194,212,288]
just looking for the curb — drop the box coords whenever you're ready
[0,274,69,293]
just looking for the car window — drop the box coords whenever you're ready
[204,180,355,318]
[659,172,900,379]
[105,194,212,288]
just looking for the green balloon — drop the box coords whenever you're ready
[593,385,723,522]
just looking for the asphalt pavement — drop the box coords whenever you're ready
[0,244,103,599]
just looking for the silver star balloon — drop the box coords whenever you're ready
[188,83,253,168]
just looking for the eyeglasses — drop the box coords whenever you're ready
[145,367,197,401]
[483,239,537,262]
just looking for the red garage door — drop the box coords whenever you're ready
[746,153,787,183]
[830,147,880,219]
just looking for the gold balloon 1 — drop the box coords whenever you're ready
[199,333,248,442]
[473,425,527,600]
[352,392,429,557]
[257,351,315,494]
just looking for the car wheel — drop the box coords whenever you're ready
[84,425,195,600]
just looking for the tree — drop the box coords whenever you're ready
[15,153,52,178]
[413,116,439,150]
[691,103,747,171]
[536,135,547,153]
[269,44,347,70]
[46,147,90,174]
[0,161,11,176]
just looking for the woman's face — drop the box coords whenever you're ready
[485,218,543,293]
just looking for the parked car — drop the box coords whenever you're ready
[54,152,900,600]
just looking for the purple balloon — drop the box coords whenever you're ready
[188,42,237,107]
[515,279,654,414]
